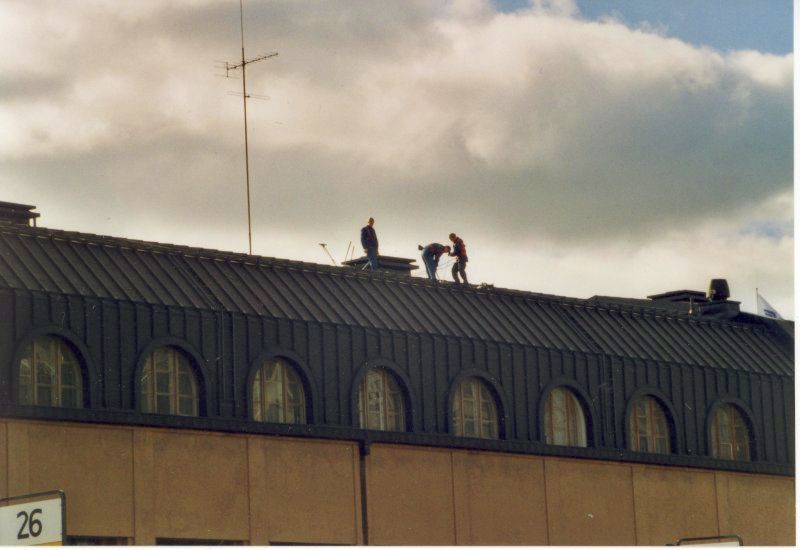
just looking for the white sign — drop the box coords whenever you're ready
[0,496,63,546]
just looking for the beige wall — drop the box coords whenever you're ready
[1,419,795,546]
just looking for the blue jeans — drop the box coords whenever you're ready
[365,247,378,270]
[422,251,437,281]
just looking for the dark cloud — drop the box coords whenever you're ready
[0,0,792,314]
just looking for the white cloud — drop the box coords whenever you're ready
[0,0,792,316]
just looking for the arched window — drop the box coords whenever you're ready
[18,335,83,408]
[140,347,198,416]
[251,358,306,424]
[543,386,587,447]
[452,377,498,439]
[629,396,671,454]
[710,404,751,461]
[357,368,405,431]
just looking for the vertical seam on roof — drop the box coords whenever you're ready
[26,236,76,294]
[170,255,223,311]
[271,267,327,321]
[343,275,398,329]
[62,239,111,298]
[6,234,62,293]
[548,304,598,353]
[514,298,561,348]
[213,259,261,315]
[666,318,714,368]
[541,303,589,352]
[618,314,663,362]
[295,270,342,324]
[115,247,169,306]
[130,249,181,307]
[736,329,779,375]
[415,285,472,339]
[721,327,762,373]
[576,307,627,357]
[348,276,401,331]
[42,236,92,296]
[243,264,292,318]
[85,244,137,302]
[104,247,156,304]
[632,316,683,365]
[306,271,360,325]
[389,283,442,335]
[471,291,527,345]
[255,266,307,319]
[451,291,499,342]
[497,295,543,347]
[558,305,605,355]
[153,253,204,309]
[691,323,737,371]
[375,280,431,334]
[0,238,29,289]
[195,258,249,312]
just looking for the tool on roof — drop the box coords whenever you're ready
[319,243,337,265]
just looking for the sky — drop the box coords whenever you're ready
[0,0,793,318]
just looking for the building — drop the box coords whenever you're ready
[0,201,794,545]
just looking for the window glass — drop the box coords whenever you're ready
[544,386,587,447]
[140,347,198,416]
[18,336,83,408]
[358,368,405,431]
[628,396,670,454]
[452,377,498,439]
[711,404,751,461]
[251,358,307,424]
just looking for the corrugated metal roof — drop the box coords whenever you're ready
[0,224,793,375]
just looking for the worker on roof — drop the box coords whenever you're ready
[361,217,379,271]
[418,243,451,282]
[448,233,468,285]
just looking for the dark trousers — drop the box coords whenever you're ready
[452,257,468,284]
[422,251,438,281]
[365,247,378,271]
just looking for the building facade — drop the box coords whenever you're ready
[0,202,794,545]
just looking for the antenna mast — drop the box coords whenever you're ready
[225,0,278,255]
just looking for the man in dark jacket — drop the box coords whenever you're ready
[361,217,379,270]
[448,232,468,284]
[419,243,451,281]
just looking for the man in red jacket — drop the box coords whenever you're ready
[448,232,468,284]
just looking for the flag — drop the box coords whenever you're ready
[756,291,783,320]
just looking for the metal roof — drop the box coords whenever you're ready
[0,224,793,376]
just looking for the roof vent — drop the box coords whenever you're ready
[0,201,40,227]
[342,255,419,276]
[707,279,730,302]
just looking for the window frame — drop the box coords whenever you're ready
[357,367,407,432]
[18,335,84,409]
[710,403,751,461]
[451,376,499,440]
[139,346,199,417]
[628,395,672,454]
[251,357,307,424]
[543,386,587,447]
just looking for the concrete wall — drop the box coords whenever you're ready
[1,419,794,546]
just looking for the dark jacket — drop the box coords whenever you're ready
[424,243,448,260]
[450,237,467,260]
[361,225,378,249]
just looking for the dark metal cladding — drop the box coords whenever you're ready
[0,224,792,374]
[0,222,793,475]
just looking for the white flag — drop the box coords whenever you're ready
[756,291,783,320]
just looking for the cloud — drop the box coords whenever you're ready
[0,0,792,314]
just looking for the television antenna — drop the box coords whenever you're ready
[221,0,278,255]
